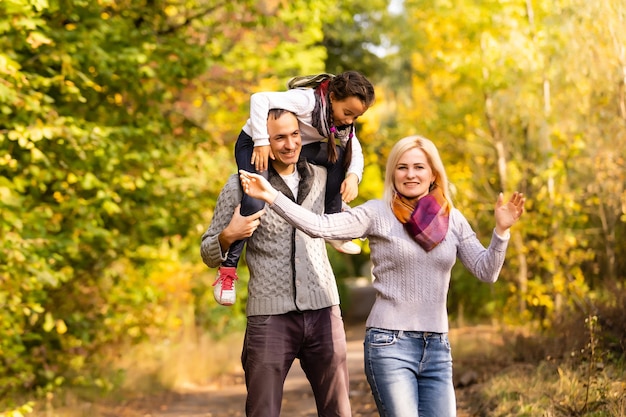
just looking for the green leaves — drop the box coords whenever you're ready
[2,0,625,410]
[1,0,347,407]
[377,0,626,325]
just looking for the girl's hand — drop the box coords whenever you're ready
[494,191,525,236]
[239,170,279,204]
[340,173,359,203]
[251,145,274,172]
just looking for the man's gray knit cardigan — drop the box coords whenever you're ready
[200,160,340,317]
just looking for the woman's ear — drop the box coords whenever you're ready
[429,174,437,191]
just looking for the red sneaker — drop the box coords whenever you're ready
[212,266,238,306]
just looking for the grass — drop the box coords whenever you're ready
[451,320,626,417]
[118,322,245,392]
[476,360,626,416]
[15,319,245,417]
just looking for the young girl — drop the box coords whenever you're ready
[213,71,376,306]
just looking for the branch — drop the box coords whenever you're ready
[157,2,229,36]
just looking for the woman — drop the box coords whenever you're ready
[239,135,525,417]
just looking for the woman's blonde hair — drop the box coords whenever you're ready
[383,135,452,208]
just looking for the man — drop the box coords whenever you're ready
[200,109,351,417]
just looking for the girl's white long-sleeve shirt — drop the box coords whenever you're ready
[269,193,511,334]
[242,88,364,182]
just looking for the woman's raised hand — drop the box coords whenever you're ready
[239,170,279,203]
[494,191,525,236]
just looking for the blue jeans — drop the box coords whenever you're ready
[364,328,456,417]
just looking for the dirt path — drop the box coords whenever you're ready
[119,325,375,417]
[105,324,492,417]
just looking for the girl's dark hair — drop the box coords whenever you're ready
[325,71,375,170]
[328,71,376,106]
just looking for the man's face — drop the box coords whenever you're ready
[267,112,302,175]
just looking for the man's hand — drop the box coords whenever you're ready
[251,145,274,172]
[218,204,265,251]
[340,173,359,203]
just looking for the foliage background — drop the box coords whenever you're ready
[1,0,625,412]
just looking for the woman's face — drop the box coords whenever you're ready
[393,147,436,200]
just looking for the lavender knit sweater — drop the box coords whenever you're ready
[270,193,510,333]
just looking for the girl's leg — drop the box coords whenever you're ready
[300,142,344,214]
[299,143,360,255]
[213,131,266,306]
[224,131,267,268]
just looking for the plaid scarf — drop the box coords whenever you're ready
[391,185,450,251]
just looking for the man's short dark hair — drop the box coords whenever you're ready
[268,108,296,120]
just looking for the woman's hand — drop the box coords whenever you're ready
[239,170,279,204]
[251,145,274,172]
[494,191,525,236]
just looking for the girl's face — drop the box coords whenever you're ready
[330,93,368,127]
[393,147,436,201]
